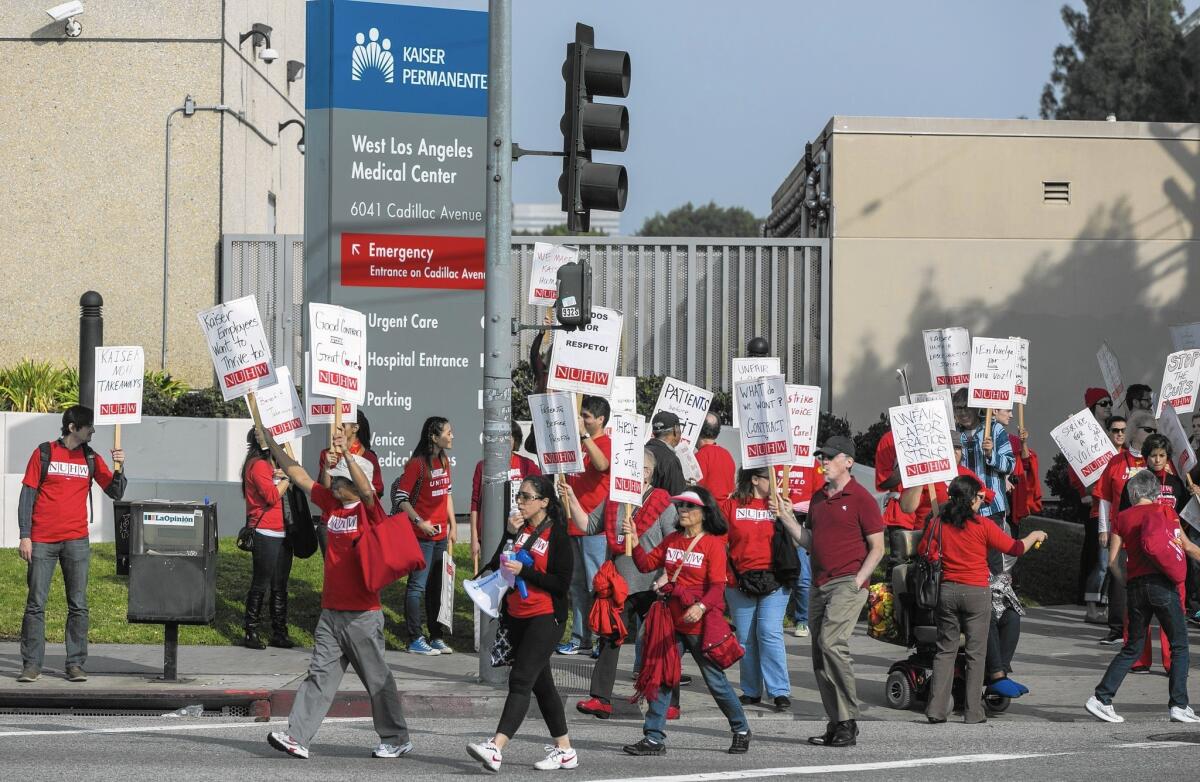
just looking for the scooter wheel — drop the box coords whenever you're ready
[886,670,914,710]
[984,692,1011,714]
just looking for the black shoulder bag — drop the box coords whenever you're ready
[907,512,943,611]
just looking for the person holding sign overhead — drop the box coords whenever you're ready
[319,411,384,499]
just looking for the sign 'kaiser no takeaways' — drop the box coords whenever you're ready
[94,346,144,425]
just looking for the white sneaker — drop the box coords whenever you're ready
[467,740,503,773]
[793,623,809,638]
[373,740,414,758]
[1086,696,1124,723]
[267,731,310,759]
[1170,706,1200,723]
[533,745,579,770]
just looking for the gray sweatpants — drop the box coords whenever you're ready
[288,608,409,747]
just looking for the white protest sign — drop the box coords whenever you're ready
[966,337,1019,410]
[1156,349,1200,416]
[197,296,277,401]
[922,327,971,391]
[609,375,638,416]
[731,356,781,428]
[303,352,357,425]
[253,366,309,444]
[437,552,455,631]
[308,303,367,405]
[786,384,821,467]
[1010,336,1030,405]
[527,242,578,306]
[608,413,646,506]
[901,389,956,439]
[734,375,792,469]
[651,377,714,450]
[888,400,957,488]
[1170,322,1200,352]
[94,346,144,425]
[1051,408,1119,488]
[1096,342,1125,408]
[1181,498,1200,534]
[677,442,703,483]
[547,306,623,397]
[1157,406,1199,478]
[529,391,584,474]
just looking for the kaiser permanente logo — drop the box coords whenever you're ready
[348,27,487,90]
[351,28,394,83]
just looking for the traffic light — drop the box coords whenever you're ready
[554,260,592,329]
[559,23,630,233]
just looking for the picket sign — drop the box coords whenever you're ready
[922,327,971,391]
[902,389,955,441]
[731,357,780,428]
[252,366,309,445]
[547,306,623,397]
[888,400,957,488]
[677,442,703,482]
[308,303,367,406]
[734,375,792,469]
[437,553,455,631]
[304,351,357,425]
[527,243,579,306]
[197,296,277,401]
[1170,322,1200,352]
[608,375,638,417]
[786,384,821,467]
[1009,336,1030,407]
[1051,409,1119,488]
[966,337,1019,411]
[1096,342,1125,410]
[1156,406,1199,478]
[1156,349,1200,416]
[608,413,647,506]
[651,377,714,450]
[529,391,585,475]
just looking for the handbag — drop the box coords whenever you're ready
[907,512,943,611]
[701,619,745,670]
[489,620,515,667]
[236,524,258,552]
[734,568,779,597]
[282,484,319,559]
[1140,506,1188,584]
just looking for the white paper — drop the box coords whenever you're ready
[677,442,703,483]
[922,327,971,391]
[608,413,647,506]
[1170,322,1200,352]
[1009,336,1030,405]
[734,375,792,469]
[303,351,357,425]
[196,296,277,401]
[529,391,585,474]
[437,552,455,631]
[608,375,638,416]
[1156,349,1200,416]
[547,306,623,397]
[527,242,579,306]
[731,357,781,428]
[253,366,309,444]
[1156,406,1199,478]
[1096,342,1125,409]
[94,346,144,425]
[651,376,714,450]
[888,400,957,488]
[786,384,821,467]
[967,337,1019,410]
[1181,498,1200,533]
[1051,408,1119,488]
[308,303,367,405]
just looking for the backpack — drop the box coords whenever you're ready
[1140,507,1187,584]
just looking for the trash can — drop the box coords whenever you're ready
[127,500,218,625]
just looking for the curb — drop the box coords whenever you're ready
[0,688,273,719]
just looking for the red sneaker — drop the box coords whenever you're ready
[576,697,612,719]
[667,705,681,721]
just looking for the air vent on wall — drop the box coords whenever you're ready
[1043,181,1070,204]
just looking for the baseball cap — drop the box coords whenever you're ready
[328,452,374,486]
[651,411,681,434]
[815,435,855,460]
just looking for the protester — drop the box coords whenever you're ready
[469,419,540,565]
[391,416,456,655]
[952,389,1014,534]
[1081,415,1124,623]
[874,427,914,530]
[695,412,736,499]
[319,410,384,499]
[1086,470,1200,724]
[1124,384,1153,415]
[646,411,687,496]
[777,461,822,638]
[566,449,680,720]
[1086,387,1114,425]
[622,486,751,756]
[265,431,413,760]
[722,468,792,710]
[560,395,613,657]
[240,428,294,650]
[1190,411,1200,453]
[467,475,578,772]
[16,405,126,684]
[923,475,1047,724]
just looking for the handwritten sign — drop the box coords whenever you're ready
[608,375,638,417]
[529,391,584,475]
[731,357,781,428]
[608,413,646,506]
[734,374,792,469]
[308,303,367,405]
[922,327,971,391]
[303,352,356,425]
[1096,342,1125,408]
[527,242,579,306]
[547,306,623,397]
[902,389,956,440]
[1170,322,1200,352]
[1051,408,1119,488]
[967,337,1019,410]
[1156,349,1200,416]
[197,296,277,401]
[252,366,309,444]
[1009,336,1030,405]
[888,400,957,488]
[651,376,715,450]
[94,346,144,425]
[1157,406,1198,478]
[786,384,821,467]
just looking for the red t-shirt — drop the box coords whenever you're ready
[1113,503,1179,581]
[470,453,541,514]
[809,478,885,587]
[319,444,384,498]
[696,443,737,500]
[566,434,612,535]
[243,458,284,533]
[1098,451,1145,510]
[22,441,116,543]
[927,515,1024,588]
[632,531,727,633]
[774,463,825,509]
[505,523,555,618]
[874,431,899,493]
[395,456,452,540]
[310,483,379,611]
[722,497,775,582]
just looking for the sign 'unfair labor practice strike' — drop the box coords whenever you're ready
[306,1,488,473]
[888,400,956,488]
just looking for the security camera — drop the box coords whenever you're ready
[46,1,83,22]
[259,47,279,64]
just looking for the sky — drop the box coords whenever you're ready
[508,0,1200,233]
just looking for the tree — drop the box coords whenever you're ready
[637,201,762,237]
[1041,0,1197,122]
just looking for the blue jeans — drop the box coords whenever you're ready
[569,534,608,646]
[727,585,791,698]
[1095,574,1190,708]
[21,537,90,669]
[793,545,811,624]
[1085,538,1109,604]
[405,538,447,641]
[643,632,749,744]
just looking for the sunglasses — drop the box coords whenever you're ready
[673,502,700,513]
[1140,426,1157,434]
[1109,427,1126,434]
[1095,400,1113,407]
[515,492,544,503]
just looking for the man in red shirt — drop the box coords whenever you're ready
[695,413,736,499]
[17,405,126,684]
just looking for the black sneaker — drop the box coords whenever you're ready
[774,695,791,711]
[728,731,751,754]
[738,694,761,705]
[1098,630,1123,645]
[679,674,693,686]
[623,738,666,756]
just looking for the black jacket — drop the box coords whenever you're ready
[645,437,687,496]
[481,519,574,624]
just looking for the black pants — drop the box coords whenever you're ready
[497,614,568,739]
[985,606,1020,678]
[1078,516,1099,605]
[250,533,293,599]
[589,600,680,707]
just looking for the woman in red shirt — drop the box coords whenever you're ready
[924,475,1046,725]
[240,428,293,650]
[622,486,752,756]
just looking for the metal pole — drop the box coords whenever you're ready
[479,0,513,686]
[79,291,104,409]
[162,107,181,371]
[163,621,178,681]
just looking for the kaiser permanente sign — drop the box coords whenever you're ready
[306,0,487,474]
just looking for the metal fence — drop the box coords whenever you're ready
[221,235,829,396]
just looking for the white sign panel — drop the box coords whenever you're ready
[94,346,144,425]
[1096,342,1125,409]
[253,366,309,445]
[547,306,623,397]
[527,242,579,307]
[437,553,455,631]
[734,375,792,469]
[608,413,646,506]
[609,375,638,417]
[1051,408,1119,488]
[888,400,957,488]
[1156,349,1200,416]
[1170,322,1200,352]
[731,356,781,428]
[1010,336,1030,405]
[967,337,1019,410]
[902,389,956,439]
[308,303,367,405]
[922,327,971,391]
[1181,498,1200,534]
[1157,406,1199,478]
[677,442,703,483]
[529,391,584,475]
[196,296,277,401]
[651,377,714,450]
[303,352,357,425]
[786,384,821,467]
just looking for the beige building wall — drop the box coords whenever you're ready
[821,117,1200,471]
